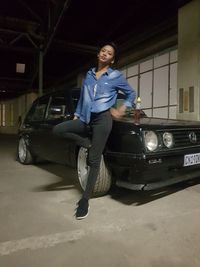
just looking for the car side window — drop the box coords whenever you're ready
[26,97,49,122]
[46,94,67,120]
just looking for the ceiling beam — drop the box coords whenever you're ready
[0,77,30,82]
[51,40,97,54]
[0,16,39,33]
[0,43,37,53]
[17,0,43,23]
[44,0,71,55]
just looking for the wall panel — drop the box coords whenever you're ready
[140,71,153,109]
[153,66,169,107]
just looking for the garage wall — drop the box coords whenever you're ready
[121,48,178,119]
[0,48,178,135]
[0,92,38,134]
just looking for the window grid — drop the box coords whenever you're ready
[124,48,177,119]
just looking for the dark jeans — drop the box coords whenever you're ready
[53,110,113,199]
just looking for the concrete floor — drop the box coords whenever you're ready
[1,134,200,267]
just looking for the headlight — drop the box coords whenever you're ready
[163,132,173,148]
[144,131,158,151]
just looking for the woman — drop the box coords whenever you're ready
[53,42,136,219]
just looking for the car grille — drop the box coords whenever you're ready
[159,128,200,148]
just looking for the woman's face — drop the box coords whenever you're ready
[97,45,115,65]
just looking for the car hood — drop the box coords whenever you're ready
[115,116,200,129]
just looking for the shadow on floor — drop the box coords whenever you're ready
[32,161,200,206]
[32,162,81,193]
[108,178,200,206]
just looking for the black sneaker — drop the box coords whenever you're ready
[75,198,89,220]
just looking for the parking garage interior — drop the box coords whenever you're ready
[1,0,200,266]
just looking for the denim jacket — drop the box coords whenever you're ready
[75,67,136,124]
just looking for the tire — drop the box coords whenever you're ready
[17,137,34,164]
[77,147,112,197]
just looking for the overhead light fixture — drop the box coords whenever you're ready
[16,63,25,73]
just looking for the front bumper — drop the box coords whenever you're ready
[105,150,200,189]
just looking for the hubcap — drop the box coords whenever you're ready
[18,138,27,162]
[77,147,90,190]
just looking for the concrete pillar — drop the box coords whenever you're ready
[177,0,200,121]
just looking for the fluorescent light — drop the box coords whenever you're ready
[16,63,25,73]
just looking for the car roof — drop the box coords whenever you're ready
[34,87,80,102]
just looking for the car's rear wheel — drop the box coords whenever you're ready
[17,137,34,164]
[77,147,112,197]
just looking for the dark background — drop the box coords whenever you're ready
[0,0,191,99]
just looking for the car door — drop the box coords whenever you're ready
[38,91,77,166]
[23,95,51,156]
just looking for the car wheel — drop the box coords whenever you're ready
[77,147,112,197]
[17,137,34,164]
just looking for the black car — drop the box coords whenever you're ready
[17,88,200,196]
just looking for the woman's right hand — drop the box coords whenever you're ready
[110,105,126,119]
[73,115,78,120]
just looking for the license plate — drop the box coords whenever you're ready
[184,153,200,166]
